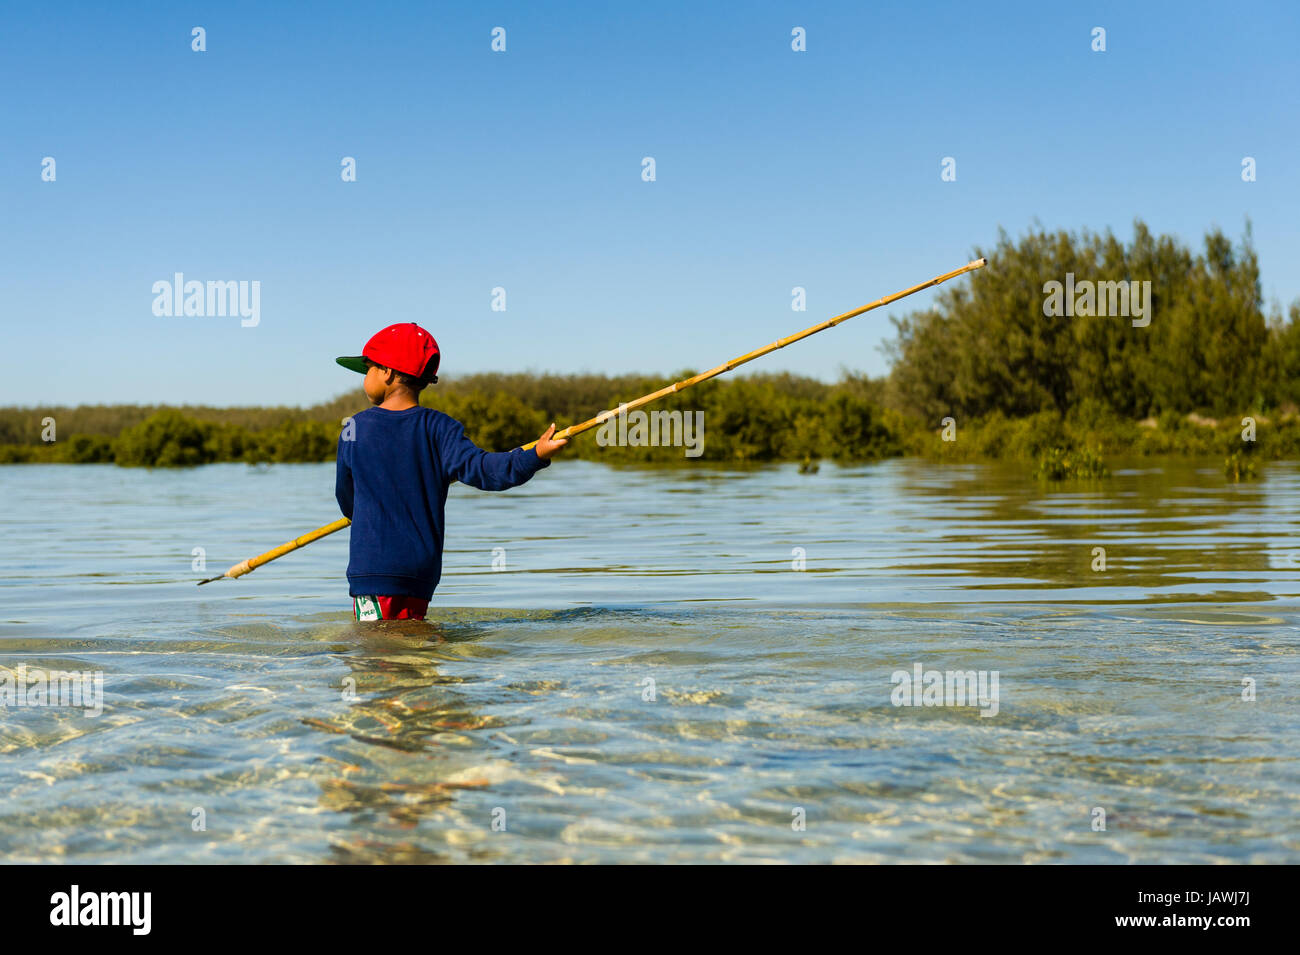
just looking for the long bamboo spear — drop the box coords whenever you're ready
[197,256,987,585]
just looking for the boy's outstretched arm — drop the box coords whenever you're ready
[442,419,566,491]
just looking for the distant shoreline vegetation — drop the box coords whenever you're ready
[0,393,1292,471]
[2,222,1297,473]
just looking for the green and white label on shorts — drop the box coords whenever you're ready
[354,595,381,621]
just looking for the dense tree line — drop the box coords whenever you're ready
[0,374,901,466]
[2,222,1297,469]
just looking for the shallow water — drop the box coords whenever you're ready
[1,459,1297,863]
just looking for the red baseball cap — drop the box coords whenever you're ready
[337,323,440,382]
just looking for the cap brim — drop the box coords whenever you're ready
[336,356,368,374]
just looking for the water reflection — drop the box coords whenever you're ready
[302,621,511,863]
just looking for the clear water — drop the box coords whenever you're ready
[1,459,1297,863]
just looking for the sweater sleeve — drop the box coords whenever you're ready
[335,432,354,518]
[437,415,550,491]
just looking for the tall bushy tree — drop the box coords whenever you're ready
[887,221,1273,421]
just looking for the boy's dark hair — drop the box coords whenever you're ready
[393,369,434,393]
[369,359,436,393]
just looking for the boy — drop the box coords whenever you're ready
[334,322,566,621]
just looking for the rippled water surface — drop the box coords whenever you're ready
[2,459,1297,863]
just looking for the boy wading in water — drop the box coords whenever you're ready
[335,323,566,621]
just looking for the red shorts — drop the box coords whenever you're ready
[352,595,429,621]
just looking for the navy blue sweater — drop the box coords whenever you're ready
[335,406,549,599]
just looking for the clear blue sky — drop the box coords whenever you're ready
[2,0,1296,407]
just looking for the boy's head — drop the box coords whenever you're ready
[337,323,440,404]
[359,358,433,404]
